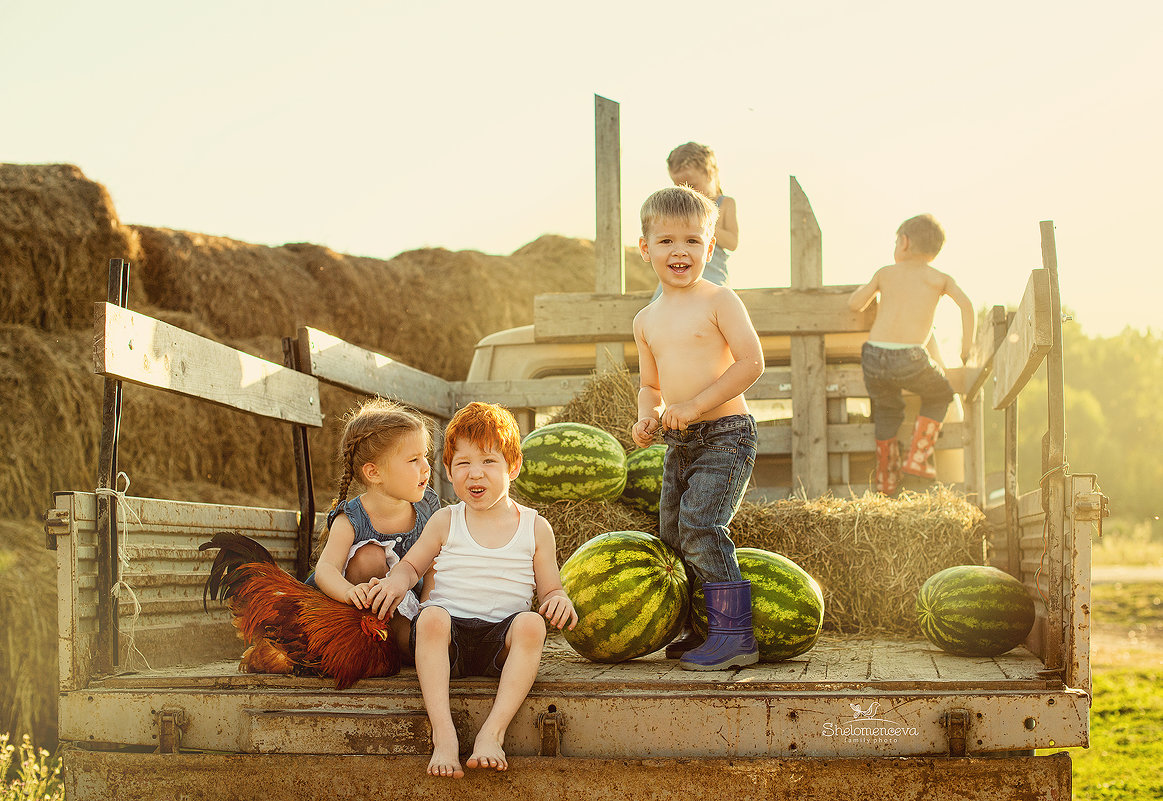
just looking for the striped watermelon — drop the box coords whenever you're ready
[620,444,666,514]
[513,422,627,503]
[916,565,1035,656]
[691,548,824,661]
[560,530,689,663]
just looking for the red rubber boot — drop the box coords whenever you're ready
[901,416,942,479]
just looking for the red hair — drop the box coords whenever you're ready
[443,402,522,470]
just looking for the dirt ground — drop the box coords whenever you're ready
[1090,566,1163,669]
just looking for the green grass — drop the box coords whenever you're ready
[1063,577,1163,800]
[1070,669,1163,800]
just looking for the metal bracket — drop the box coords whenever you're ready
[536,709,563,756]
[155,706,188,754]
[1073,492,1108,522]
[43,508,70,551]
[940,708,969,756]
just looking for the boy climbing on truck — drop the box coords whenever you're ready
[371,401,577,778]
[848,213,975,495]
[631,185,765,671]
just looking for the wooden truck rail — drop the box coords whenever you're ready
[46,211,1097,797]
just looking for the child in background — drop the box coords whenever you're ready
[652,142,739,300]
[374,402,577,778]
[848,214,975,495]
[633,185,765,670]
[311,396,440,658]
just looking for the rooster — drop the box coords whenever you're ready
[199,531,401,689]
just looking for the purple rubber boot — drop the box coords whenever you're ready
[679,580,759,671]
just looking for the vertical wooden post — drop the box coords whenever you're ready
[789,177,828,496]
[1040,220,1067,673]
[594,94,626,373]
[997,308,1022,578]
[96,258,130,672]
[283,335,317,581]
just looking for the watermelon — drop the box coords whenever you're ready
[560,530,689,663]
[620,444,666,514]
[691,548,824,661]
[513,422,627,503]
[916,565,1035,656]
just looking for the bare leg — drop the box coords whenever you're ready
[414,607,462,778]
[466,612,546,771]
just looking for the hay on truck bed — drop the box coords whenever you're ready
[540,368,990,637]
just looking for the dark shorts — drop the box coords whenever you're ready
[409,607,522,678]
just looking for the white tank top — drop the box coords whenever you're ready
[422,501,536,622]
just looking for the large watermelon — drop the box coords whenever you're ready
[620,444,666,514]
[560,531,689,663]
[916,565,1035,656]
[691,548,824,661]
[513,422,627,503]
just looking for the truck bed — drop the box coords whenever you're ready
[92,633,1050,693]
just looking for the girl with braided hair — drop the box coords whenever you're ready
[311,397,441,656]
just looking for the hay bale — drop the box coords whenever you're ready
[730,488,988,635]
[547,365,639,451]
[531,498,659,566]
[0,163,143,330]
[0,518,57,747]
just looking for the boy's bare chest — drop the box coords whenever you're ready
[647,313,726,356]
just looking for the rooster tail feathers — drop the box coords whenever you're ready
[200,531,279,610]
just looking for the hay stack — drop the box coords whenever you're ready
[0,518,57,747]
[547,365,639,451]
[0,164,143,330]
[730,489,985,635]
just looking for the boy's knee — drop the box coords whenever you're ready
[511,611,547,644]
[416,606,452,638]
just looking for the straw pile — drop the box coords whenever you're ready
[0,163,143,330]
[547,364,639,450]
[730,489,987,634]
[0,519,56,747]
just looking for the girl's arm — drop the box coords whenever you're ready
[313,514,368,607]
[714,195,739,251]
[367,507,451,619]
[532,516,577,630]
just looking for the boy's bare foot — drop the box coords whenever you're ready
[427,738,463,778]
[466,731,507,771]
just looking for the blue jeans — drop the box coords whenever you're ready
[861,342,955,441]
[659,414,757,584]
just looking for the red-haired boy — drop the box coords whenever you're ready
[371,401,577,779]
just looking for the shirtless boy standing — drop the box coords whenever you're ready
[631,185,765,671]
[848,213,975,494]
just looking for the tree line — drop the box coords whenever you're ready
[982,321,1161,528]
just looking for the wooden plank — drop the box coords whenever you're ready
[533,286,873,343]
[94,303,322,426]
[594,94,624,295]
[992,270,1052,409]
[758,422,964,456]
[298,327,456,417]
[789,176,822,288]
[965,305,1008,398]
[454,376,592,409]
[791,336,828,496]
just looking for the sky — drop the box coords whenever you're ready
[5,0,1161,354]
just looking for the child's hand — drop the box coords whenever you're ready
[366,572,410,619]
[539,592,578,631]
[961,343,972,364]
[344,582,373,609]
[660,401,699,432]
[632,417,661,448]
